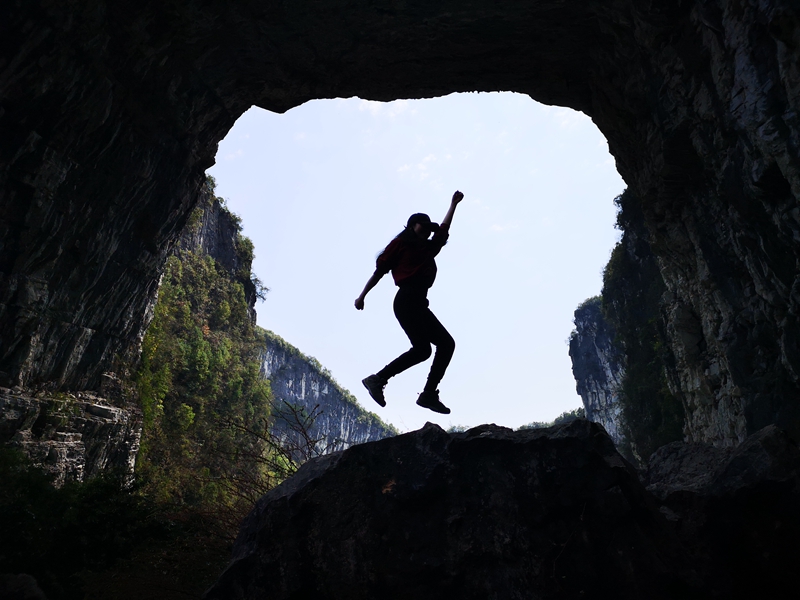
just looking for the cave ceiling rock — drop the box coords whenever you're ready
[1,0,799,444]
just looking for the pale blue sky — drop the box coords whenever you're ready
[207,92,624,433]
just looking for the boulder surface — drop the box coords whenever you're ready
[645,424,800,599]
[206,420,703,600]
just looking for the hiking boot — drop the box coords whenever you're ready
[416,389,450,414]
[362,374,388,407]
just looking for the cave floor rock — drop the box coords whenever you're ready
[205,420,705,600]
[644,424,800,599]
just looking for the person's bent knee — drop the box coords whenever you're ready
[411,343,433,361]
[440,335,455,354]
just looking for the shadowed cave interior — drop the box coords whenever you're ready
[2,1,800,598]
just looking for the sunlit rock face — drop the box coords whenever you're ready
[569,298,625,446]
[261,334,397,457]
[0,387,141,486]
[2,1,799,443]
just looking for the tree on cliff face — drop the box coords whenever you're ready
[602,189,684,462]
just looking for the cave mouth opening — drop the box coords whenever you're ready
[206,92,624,432]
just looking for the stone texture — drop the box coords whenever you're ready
[205,420,704,600]
[586,188,686,461]
[0,574,48,600]
[1,1,800,445]
[644,425,800,598]
[261,331,397,455]
[0,387,141,486]
[569,297,625,446]
[206,421,800,599]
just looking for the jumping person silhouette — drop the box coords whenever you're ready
[355,190,465,414]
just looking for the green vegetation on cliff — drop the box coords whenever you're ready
[136,185,276,514]
[137,250,272,506]
[602,190,684,461]
[518,407,586,431]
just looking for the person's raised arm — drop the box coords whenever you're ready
[441,190,464,228]
[354,269,385,310]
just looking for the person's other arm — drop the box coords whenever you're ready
[355,270,384,310]
[356,239,397,309]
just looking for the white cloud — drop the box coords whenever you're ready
[224,149,244,161]
[397,164,410,172]
[359,100,383,116]
[388,100,409,117]
[490,222,520,233]
[294,132,307,141]
[414,154,437,180]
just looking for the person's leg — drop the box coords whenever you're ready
[415,309,455,414]
[414,308,454,391]
[376,288,432,380]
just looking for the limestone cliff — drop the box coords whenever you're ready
[0,387,141,486]
[568,297,625,447]
[177,181,259,320]
[261,331,397,455]
[2,1,800,446]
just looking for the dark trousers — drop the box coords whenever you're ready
[377,286,455,391]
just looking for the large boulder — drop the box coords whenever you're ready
[645,424,800,599]
[206,420,703,600]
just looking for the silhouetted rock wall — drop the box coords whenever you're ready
[569,297,625,446]
[2,1,800,445]
[643,424,800,598]
[592,190,685,461]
